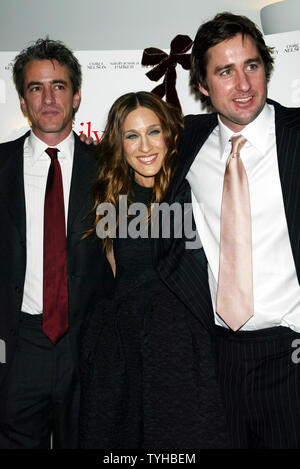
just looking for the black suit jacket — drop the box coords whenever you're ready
[0,131,112,415]
[155,99,300,331]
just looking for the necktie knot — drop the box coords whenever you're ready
[45,147,59,161]
[230,135,246,158]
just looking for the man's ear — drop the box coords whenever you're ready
[72,87,81,113]
[19,95,28,117]
[198,83,209,97]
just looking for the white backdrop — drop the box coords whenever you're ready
[0,30,299,144]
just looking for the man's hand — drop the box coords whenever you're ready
[80,133,99,145]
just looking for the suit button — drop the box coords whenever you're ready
[15,286,22,293]
[10,329,16,336]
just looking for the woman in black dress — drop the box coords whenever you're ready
[79,91,230,449]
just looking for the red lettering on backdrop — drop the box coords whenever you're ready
[92,130,105,142]
[76,121,105,142]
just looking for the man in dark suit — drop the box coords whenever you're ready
[157,12,300,448]
[0,38,110,448]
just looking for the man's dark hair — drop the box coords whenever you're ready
[190,12,274,107]
[13,37,82,98]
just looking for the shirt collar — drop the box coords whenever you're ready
[218,103,274,160]
[27,130,75,164]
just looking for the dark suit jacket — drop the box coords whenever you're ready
[0,131,112,418]
[155,99,300,331]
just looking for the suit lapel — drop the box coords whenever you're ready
[67,133,96,233]
[169,113,218,201]
[0,134,27,243]
[274,102,300,281]
[0,132,96,243]
[156,115,218,329]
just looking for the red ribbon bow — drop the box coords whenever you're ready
[142,34,193,111]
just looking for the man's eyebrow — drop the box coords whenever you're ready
[26,81,42,89]
[26,79,68,89]
[214,56,262,74]
[214,63,233,74]
[244,56,262,64]
[51,79,69,85]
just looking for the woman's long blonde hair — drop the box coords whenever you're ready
[89,91,184,252]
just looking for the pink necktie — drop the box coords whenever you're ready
[216,135,253,331]
[43,147,69,343]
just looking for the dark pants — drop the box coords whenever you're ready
[0,313,80,449]
[215,325,300,448]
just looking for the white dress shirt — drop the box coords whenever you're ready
[21,131,74,315]
[187,103,300,331]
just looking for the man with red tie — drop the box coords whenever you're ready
[0,38,111,448]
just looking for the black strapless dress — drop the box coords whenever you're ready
[79,181,231,449]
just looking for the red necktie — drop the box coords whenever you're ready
[43,147,69,343]
[216,135,253,331]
